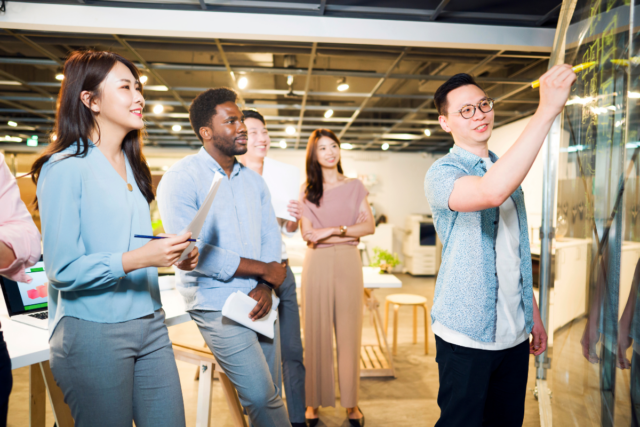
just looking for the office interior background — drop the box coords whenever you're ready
[0,0,636,426]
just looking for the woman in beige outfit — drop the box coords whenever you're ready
[300,129,375,427]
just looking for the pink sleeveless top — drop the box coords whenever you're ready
[302,179,369,248]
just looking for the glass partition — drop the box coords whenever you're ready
[549,1,638,425]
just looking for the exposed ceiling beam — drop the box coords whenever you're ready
[295,42,317,149]
[536,3,562,26]
[483,58,546,94]
[4,29,64,66]
[0,57,533,84]
[112,34,190,112]
[430,0,451,21]
[495,84,533,103]
[337,49,408,139]
[0,69,56,100]
[0,3,556,52]
[319,0,327,15]
[214,38,245,106]
[0,99,53,120]
[365,62,449,150]
[467,50,505,76]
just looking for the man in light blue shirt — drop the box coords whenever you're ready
[425,67,574,426]
[157,87,290,427]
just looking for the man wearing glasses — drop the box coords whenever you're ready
[424,67,575,426]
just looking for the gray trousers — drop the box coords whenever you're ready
[189,309,291,427]
[49,309,186,427]
[276,265,306,423]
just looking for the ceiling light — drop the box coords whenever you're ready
[3,135,22,142]
[145,85,168,91]
[381,142,390,151]
[0,81,21,86]
[424,129,431,137]
[172,124,182,132]
[287,75,294,86]
[285,125,296,135]
[324,109,334,119]
[279,139,287,149]
[337,77,349,92]
[153,104,164,114]
[238,76,248,89]
[55,73,64,81]
[340,143,353,150]
[52,134,57,141]
[162,165,169,171]
[7,121,17,127]
[139,75,148,84]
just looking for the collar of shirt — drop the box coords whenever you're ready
[197,147,243,179]
[450,144,498,171]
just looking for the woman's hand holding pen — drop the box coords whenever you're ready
[123,232,196,273]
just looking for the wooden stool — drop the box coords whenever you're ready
[384,294,429,356]
[172,343,248,427]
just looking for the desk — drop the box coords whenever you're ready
[3,289,190,427]
[292,266,402,378]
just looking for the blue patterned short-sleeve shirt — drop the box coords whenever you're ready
[424,145,534,343]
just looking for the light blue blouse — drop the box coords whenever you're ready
[37,142,161,338]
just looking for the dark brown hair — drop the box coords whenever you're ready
[304,129,344,206]
[433,73,484,116]
[30,51,153,206]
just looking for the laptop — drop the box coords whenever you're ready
[0,260,49,330]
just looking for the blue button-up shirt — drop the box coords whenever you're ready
[424,145,534,343]
[37,142,161,338]
[156,147,281,311]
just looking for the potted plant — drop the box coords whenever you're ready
[370,247,401,274]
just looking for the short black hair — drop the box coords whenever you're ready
[433,73,484,116]
[242,109,265,125]
[189,87,238,142]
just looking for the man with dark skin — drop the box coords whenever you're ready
[158,88,291,427]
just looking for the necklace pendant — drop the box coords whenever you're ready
[127,183,133,192]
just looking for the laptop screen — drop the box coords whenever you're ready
[1,261,48,316]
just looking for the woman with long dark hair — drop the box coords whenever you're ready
[31,51,198,427]
[300,129,374,427]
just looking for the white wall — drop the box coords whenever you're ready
[267,149,439,264]
[267,149,438,226]
[489,117,544,232]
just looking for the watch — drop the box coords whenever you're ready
[339,225,348,237]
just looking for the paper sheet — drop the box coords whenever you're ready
[221,291,280,339]
[178,172,224,262]
[262,157,300,222]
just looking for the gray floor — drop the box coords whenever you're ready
[6,273,541,427]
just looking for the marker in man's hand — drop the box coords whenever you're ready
[531,61,597,89]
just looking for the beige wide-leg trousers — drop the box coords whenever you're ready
[302,244,364,409]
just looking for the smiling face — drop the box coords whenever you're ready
[209,101,248,157]
[438,84,494,148]
[87,61,145,134]
[245,117,270,160]
[316,135,341,169]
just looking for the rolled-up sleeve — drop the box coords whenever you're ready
[157,170,241,281]
[38,160,124,291]
[424,161,467,213]
[0,155,41,282]
[260,182,281,264]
